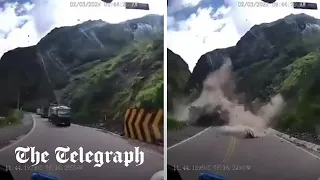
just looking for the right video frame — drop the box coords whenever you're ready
[167,0,320,180]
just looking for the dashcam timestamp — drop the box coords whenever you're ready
[69,1,125,8]
[173,165,252,171]
[238,1,294,8]
[5,164,83,171]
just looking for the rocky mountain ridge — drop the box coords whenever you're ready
[170,13,320,133]
[0,14,164,123]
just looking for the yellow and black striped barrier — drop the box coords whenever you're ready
[124,108,163,145]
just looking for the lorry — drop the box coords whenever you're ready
[40,103,57,118]
[40,106,49,118]
[48,105,72,126]
[36,108,41,115]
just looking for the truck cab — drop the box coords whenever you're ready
[48,105,72,126]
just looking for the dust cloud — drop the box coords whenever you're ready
[173,58,285,137]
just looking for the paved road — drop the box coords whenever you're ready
[0,113,33,149]
[0,114,163,180]
[168,127,320,180]
[168,126,208,147]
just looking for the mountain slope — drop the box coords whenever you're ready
[185,13,320,133]
[167,49,191,111]
[0,15,164,130]
[69,39,163,126]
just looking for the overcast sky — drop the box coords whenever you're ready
[168,0,320,71]
[0,0,163,58]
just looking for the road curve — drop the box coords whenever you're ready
[168,127,320,180]
[0,114,163,180]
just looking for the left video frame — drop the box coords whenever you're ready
[0,0,164,179]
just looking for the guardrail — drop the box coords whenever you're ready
[124,108,163,145]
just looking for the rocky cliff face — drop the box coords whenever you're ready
[167,49,190,93]
[187,13,320,133]
[188,13,320,96]
[36,14,163,74]
[167,49,191,111]
[0,14,164,117]
[0,46,56,115]
[187,47,234,92]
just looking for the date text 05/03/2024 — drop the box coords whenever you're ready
[5,164,83,171]
[238,1,294,8]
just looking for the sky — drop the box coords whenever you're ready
[0,0,164,58]
[168,0,320,71]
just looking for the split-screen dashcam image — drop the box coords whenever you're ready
[0,0,320,180]
[0,0,164,180]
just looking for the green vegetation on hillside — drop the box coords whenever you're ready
[225,23,320,133]
[278,52,320,133]
[70,40,163,124]
[0,109,23,128]
[236,51,320,133]
[168,118,186,130]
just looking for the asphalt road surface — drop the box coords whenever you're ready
[0,114,163,180]
[0,113,33,149]
[168,127,320,180]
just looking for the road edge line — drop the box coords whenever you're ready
[101,130,122,138]
[0,113,36,153]
[274,135,320,159]
[167,127,211,150]
[74,124,123,138]
[73,124,164,158]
